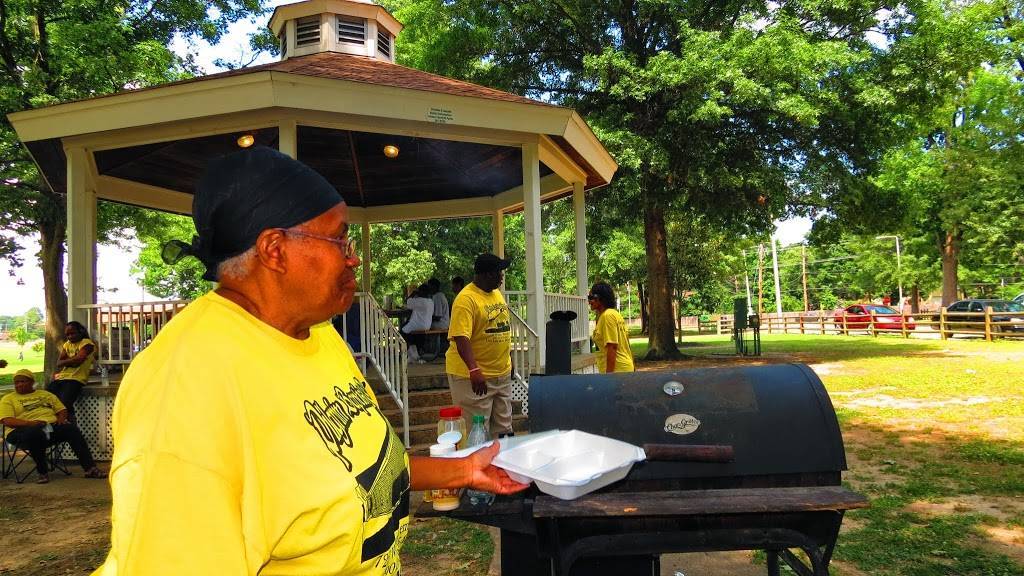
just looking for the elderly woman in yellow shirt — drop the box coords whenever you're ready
[588,282,635,373]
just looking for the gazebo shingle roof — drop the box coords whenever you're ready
[40,51,556,111]
[270,52,555,107]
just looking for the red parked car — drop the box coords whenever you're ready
[833,304,915,331]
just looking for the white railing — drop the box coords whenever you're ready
[506,291,590,344]
[79,300,189,373]
[81,295,411,447]
[509,309,539,416]
[356,292,410,447]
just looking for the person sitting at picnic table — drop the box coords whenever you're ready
[589,282,635,373]
[451,275,465,295]
[0,369,107,483]
[402,283,434,363]
[92,147,525,576]
[47,320,96,418]
[428,277,450,330]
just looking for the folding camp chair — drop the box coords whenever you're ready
[2,424,72,483]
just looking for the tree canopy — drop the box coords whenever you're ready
[0,0,267,373]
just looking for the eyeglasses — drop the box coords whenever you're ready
[282,229,359,261]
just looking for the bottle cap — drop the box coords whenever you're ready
[437,430,462,445]
[472,414,486,424]
[429,443,455,457]
[439,406,462,418]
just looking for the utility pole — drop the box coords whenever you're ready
[743,250,754,316]
[771,237,783,317]
[802,244,809,312]
[757,244,764,315]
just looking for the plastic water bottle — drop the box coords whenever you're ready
[466,414,495,506]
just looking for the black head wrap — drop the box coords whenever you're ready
[162,146,342,280]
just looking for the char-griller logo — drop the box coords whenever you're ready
[303,379,381,471]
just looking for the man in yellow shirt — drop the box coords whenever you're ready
[0,369,106,483]
[446,253,514,438]
[47,320,96,417]
[93,147,524,576]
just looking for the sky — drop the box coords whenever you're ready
[0,3,814,317]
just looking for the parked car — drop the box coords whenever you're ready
[833,304,915,331]
[1014,292,1024,305]
[944,299,1024,335]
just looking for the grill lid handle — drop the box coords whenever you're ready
[642,444,735,463]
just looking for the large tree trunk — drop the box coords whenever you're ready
[38,215,67,379]
[911,284,920,314]
[642,197,681,360]
[940,228,960,306]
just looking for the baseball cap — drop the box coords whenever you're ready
[474,253,511,274]
[13,369,35,382]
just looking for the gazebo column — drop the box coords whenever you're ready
[492,209,504,258]
[65,147,95,324]
[521,142,546,367]
[360,222,371,291]
[573,180,588,297]
[278,119,298,158]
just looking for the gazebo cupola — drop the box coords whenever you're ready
[269,0,403,63]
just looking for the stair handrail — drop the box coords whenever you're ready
[508,309,539,415]
[357,292,410,447]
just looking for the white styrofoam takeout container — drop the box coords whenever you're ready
[491,429,647,500]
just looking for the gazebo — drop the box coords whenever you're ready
[7,0,616,450]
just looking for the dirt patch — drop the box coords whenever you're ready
[905,495,1024,524]
[829,386,900,397]
[0,474,111,575]
[976,526,1024,564]
[842,394,1008,410]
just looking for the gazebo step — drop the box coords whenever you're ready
[375,389,453,412]
[366,372,448,394]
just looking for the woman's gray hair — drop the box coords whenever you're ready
[216,246,257,282]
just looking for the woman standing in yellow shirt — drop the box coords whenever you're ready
[589,282,635,373]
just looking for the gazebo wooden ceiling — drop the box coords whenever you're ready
[88,125,553,209]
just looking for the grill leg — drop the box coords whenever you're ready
[767,550,781,576]
[779,547,828,576]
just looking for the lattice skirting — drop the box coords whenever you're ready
[58,394,115,462]
[512,363,598,417]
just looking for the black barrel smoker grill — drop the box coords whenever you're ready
[419,364,868,575]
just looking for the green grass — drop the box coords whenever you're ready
[624,334,1024,575]
[407,335,1023,575]
[0,340,45,387]
[402,517,494,575]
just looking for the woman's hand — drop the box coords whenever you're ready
[464,442,529,495]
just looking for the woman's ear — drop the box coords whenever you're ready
[255,229,288,275]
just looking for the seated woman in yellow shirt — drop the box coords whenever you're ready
[589,282,635,373]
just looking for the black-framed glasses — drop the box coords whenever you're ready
[283,229,359,260]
